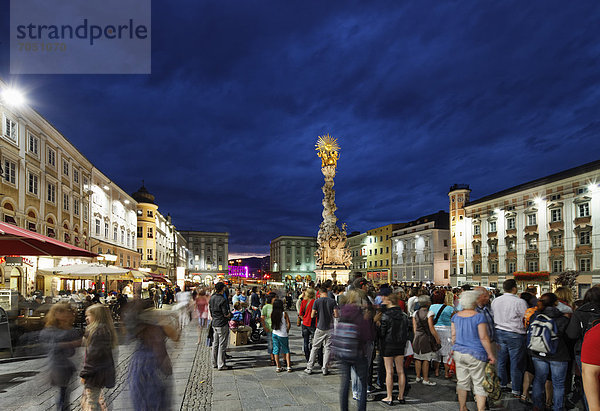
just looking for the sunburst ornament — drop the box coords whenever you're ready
[316,134,340,168]
[315,134,340,153]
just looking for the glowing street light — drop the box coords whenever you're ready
[1,87,26,107]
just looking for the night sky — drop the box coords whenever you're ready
[1,1,600,256]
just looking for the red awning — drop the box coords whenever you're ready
[0,221,97,257]
[148,273,171,284]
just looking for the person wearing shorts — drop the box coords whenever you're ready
[271,299,292,372]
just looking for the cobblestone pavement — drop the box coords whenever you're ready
[212,310,536,411]
[0,307,208,411]
[1,307,582,410]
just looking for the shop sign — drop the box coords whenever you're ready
[5,256,23,266]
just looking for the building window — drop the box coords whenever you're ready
[443,239,448,247]
[3,116,18,144]
[121,230,125,244]
[73,169,79,184]
[113,226,118,241]
[47,182,56,203]
[527,237,537,250]
[474,244,481,254]
[527,213,537,226]
[62,160,69,176]
[474,225,480,235]
[507,239,515,250]
[83,203,88,221]
[550,208,562,222]
[47,147,56,167]
[528,260,539,271]
[580,258,591,272]
[27,133,39,155]
[374,261,377,267]
[474,264,481,274]
[508,261,516,274]
[147,227,153,238]
[578,203,590,218]
[444,269,449,279]
[83,175,89,190]
[374,249,378,255]
[73,198,80,216]
[444,253,448,260]
[369,261,372,267]
[459,248,463,256]
[147,210,153,217]
[27,172,39,196]
[506,217,515,230]
[490,262,498,274]
[551,234,563,247]
[459,267,464,275]
[147,249,153,260]
[95,219,101,236]
[63,193,69,211]
[137,226,143,237]
[386,246,389,253]
[104,222,109,238]
[579,231,591,245]
[489,242,497,253]
[552,260,563,273]
[489,221,497,232]
[380,247,383,254]
[3,158,16,185]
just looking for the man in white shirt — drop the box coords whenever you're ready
[491,279,528,396]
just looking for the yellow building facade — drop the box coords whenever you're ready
[366,223,403,283]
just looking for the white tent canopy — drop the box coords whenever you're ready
[38,263,130,277]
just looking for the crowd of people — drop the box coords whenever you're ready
[202,276,600,411]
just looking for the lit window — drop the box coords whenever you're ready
[474,225,480,235]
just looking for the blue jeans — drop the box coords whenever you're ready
[532,357,568,411]
[495,329,526,394]
[340,358,367,411]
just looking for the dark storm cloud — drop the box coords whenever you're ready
[2,1,600,254]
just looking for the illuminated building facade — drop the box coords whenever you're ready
[347,232,367,277]
[270,235,317,281]
[90,169,140,271]
[181,231,229,283]
[0,80,92,295]
[366,224,403,283]
[391,211,450,284]
[450,159,600,297]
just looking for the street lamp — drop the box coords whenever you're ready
[1,87,26,107]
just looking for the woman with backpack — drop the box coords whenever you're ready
[527,293,570,411]
[379,292,410,405]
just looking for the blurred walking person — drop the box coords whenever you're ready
[80,304,117,411]
[40,303,81,410]
[127,299,181,411]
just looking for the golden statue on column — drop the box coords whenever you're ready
[314,134,352,283]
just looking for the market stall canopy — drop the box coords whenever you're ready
[38,263,130,277]
[129,269,152,280]
[0,221,97,257]
[148,273,171,284]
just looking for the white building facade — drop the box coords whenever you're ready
[270,235,317,281]
[89,169,140,268]
[391,211,450,285]
[450,159,600,297]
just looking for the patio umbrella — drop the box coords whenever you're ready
[38,263,130,277]
[0,221,97,257]
[128,269,152,280]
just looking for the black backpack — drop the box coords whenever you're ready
[582,307,600,336]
